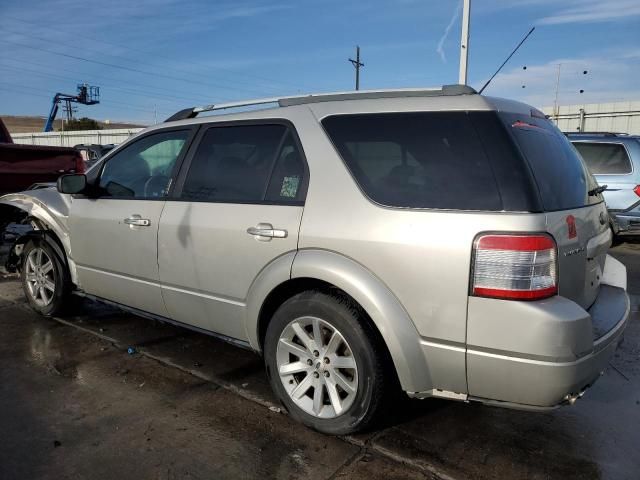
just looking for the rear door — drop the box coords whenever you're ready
[158,122,307,340]
[502,115,609,309]
[69,128,194,316]
[572,141,638,213]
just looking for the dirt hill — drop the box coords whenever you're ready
[1,115,146,134]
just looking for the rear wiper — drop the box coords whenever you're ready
[588,184,608,196]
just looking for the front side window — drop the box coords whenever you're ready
[99,130,189,198]
[572,142,632,175]
[181,124,305,204]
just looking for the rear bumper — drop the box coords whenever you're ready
[465,256,629,409]
[467,303,627,408]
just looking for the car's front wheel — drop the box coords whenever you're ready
[264,290,390,435]
[20,239,70,316]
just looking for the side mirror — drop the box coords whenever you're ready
[57,174,87,194]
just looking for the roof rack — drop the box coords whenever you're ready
[164,84,477,122]
[565,131,629,137]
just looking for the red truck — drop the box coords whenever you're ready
[0,117,84,195]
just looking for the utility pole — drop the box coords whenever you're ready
[458,0,471,85]
[349,46,364,90]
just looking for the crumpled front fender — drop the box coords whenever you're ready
[0,188,77,284]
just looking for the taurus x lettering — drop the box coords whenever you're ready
[564,247,585,257]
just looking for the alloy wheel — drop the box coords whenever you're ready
[24,247,56,307]
[276,316,358,419]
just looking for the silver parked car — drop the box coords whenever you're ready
[0,85,630,434]
[568,132,640,235]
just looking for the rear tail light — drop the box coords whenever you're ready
[634,185,640,197]
[472,234,557,300]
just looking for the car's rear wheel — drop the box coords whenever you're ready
[264,290,389,435]
[21,239,70,316]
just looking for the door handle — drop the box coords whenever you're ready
[124,215,151,227]
[247,223,288,240]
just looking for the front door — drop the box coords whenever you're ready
[158,123,308,340]
[69,128,194,316]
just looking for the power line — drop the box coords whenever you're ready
[0,84,164,125]
[0,37,278,98]
[0,15,312,93]
[0,64,183,119]
[2,14,307,91]
[0,56,207,104]
[0,86,51,100]
[0,26,281,97]
[0,80,167,116]
[0,61,203,106]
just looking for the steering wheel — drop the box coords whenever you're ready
[143,175,171,197]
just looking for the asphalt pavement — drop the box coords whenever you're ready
[1,242,639,480]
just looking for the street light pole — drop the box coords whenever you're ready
[458,0,471,85]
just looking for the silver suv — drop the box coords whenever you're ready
[568,132,640,235]
[0,85,630,435]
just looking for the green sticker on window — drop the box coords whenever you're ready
[280,176,300,198]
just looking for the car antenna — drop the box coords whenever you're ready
[479,27,535,94]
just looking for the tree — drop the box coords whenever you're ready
[60,117,102,131]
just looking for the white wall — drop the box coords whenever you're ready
[10,128,143,147]
[542,101,640,135]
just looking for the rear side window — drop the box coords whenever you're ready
[265,133,306,202]
[500,115,600,211]
[322,112,502,210]
[572,142,632,175]
[180,124,305,204]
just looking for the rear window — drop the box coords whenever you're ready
[322,112,502,210]
[572,142,632,175]
[500,114,601,211]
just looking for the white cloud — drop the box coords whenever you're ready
[479,0,640,25]
[436,1,462,63]
[0,1,291,45]
[538,0,640,25]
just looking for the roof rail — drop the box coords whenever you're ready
[164,84,477,122]
[565,131,629,137]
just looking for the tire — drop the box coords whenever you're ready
[264,290,390,435]
[20,238,70,317]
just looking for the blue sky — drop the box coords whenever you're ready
[0,0,638,124]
